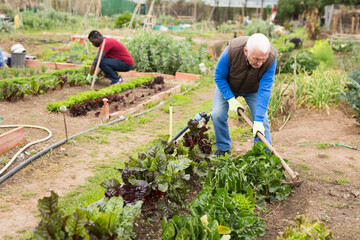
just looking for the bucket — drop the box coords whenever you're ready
[11,52,26,68]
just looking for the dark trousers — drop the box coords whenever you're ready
[99,58,133,84]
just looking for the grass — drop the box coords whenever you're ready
[21,192,37,200]
[319,177,331,181]
[333,170,344,175]
[300,164,310,170]
[336,178,348,184]
[229,125,252,142]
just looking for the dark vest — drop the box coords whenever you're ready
[227,36,277,93]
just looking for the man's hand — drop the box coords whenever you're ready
[253,121,265,137]
[227,97,244,114]
[86,74,92,84]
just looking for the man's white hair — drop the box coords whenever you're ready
[246,33,270,54]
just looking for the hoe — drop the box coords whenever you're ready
[237,108,304,188]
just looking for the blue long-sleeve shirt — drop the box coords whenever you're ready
[214,46,277,122]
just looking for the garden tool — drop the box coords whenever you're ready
[90,38,106,90]
[237,108,303,187]
[169,111,210,143]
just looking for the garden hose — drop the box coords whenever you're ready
[299,142,360,151]
[0,125,52,176]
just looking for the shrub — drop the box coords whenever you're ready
[126,32,209,75]
[0,19,15,33]
[115,11,132,28]
[244,20,273,37]
[309,40,334,65]
[280,50,319,74]
[217,23,232,33]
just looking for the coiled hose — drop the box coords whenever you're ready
[0,125,52,176]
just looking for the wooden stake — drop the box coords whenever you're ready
[169,105,173,142]
[293,53,297,110]
[356,16,359,34]
[351,16,355,33]
[91,38,106,90]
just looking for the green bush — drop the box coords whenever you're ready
[126,32,209,75]
[115,11,132,28]
[0,4,14,17]
[217,23,233,33]
[280,50,319,74]
[244,20,273,37]
[309,40,334,65]
[0,19,15,33]
[21,8,80,30]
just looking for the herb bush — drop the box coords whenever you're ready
[276,215,333,240]
[126,32,209,75]
[31,191,142,239]
[342,69,360,122]
[0,19,15,33]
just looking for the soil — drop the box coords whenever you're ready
[0,32,360,239]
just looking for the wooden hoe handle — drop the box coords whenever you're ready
[237,108,300,181]
[91,38,106,90]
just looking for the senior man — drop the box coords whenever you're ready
[211,33,277,157]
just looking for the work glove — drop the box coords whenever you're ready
[227,97,244,114]
[86,74,92,84]
[253,121,265,137]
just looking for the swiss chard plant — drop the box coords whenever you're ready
[190,188,266,239]
[162,214,223,240]
[31,191,142,240]
[205,142,291,207]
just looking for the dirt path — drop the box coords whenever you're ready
[0,78,360,239]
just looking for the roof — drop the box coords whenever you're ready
[202,0,278,8]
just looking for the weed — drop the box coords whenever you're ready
[138,116,153,124]
[348,163,355,168]
[333,170,344,175]
[294,151,302,155]
[328,202,348,208]
[319,177,331,181]
[30,150,37,155]
[41,65,47,73]
[21,192,37,200]
[300,164,310,170]
[29,68,35,76]
[89,150,98,157]
[0,203,10,212]
[0,155,10,165]
[336,178,348,184]
[316,143,333,150]
[229,126,252,142]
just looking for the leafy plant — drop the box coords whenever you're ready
[31,191,142,240]
[342,69,360,122]
[309,40,334,65]
[126,32,209,75]
[205,142,291,206]
[276,215,333,240]
[281,50,319,74]
[162,215,222,240]
[331,41,353,52]
[190,188,266,239]
[115,11,132,28]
